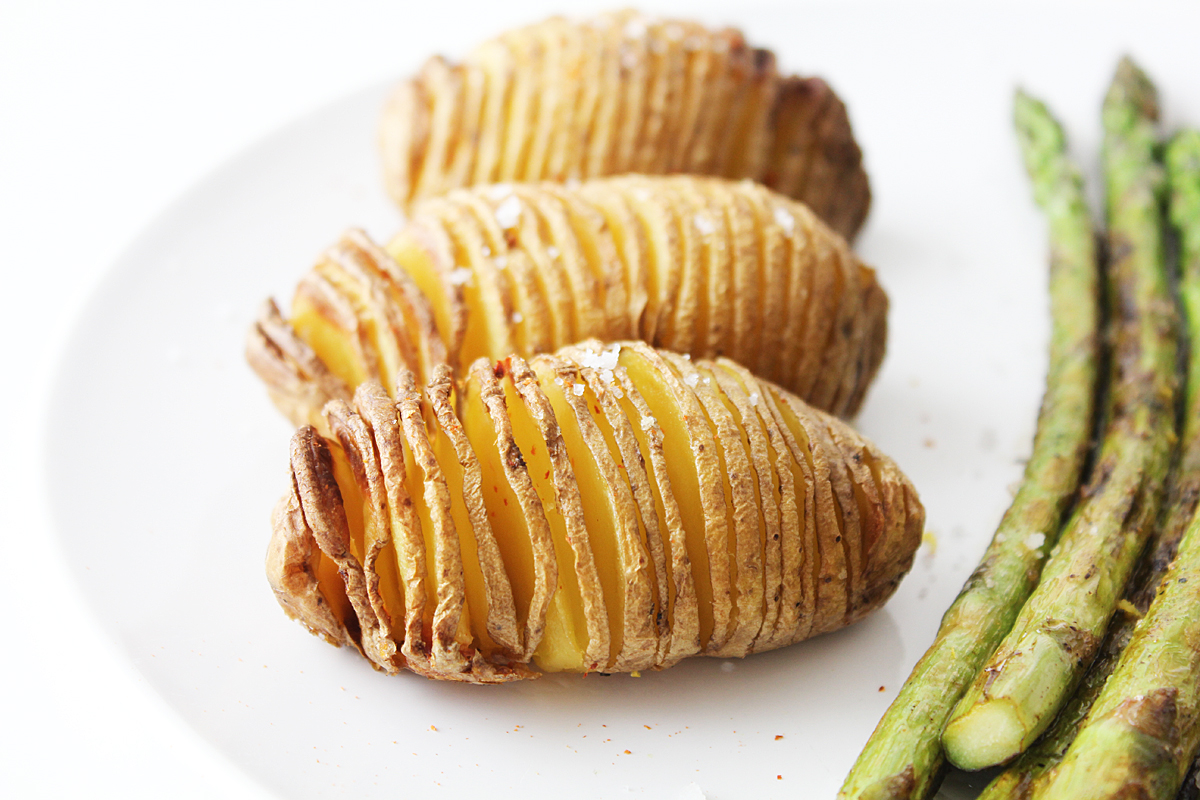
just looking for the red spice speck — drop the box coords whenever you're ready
[777,775,783,780]
[774,735,783,741]
[623,750,631,755]
[879,686,886,692]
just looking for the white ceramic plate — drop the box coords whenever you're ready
[44,5,1199,798]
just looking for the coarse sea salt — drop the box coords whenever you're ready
[773,206,795,235]
[579,346,620,372]
[494,195,522,229]
[640,414,657,431]
[573,382,586,397]
[493,255,508,269]
[749,392,760,407]
[511,311,523,324]
[447,267,473,286]
[546,245,560,259]
[684,373,700,388]
[1024,532,1046,551]
[693,214,716,235]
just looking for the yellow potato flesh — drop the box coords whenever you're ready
[402,425,474,649]
[578,377,664,643]
[291,292,369,391]
[315,549,355,632]
[386,233,455,363]
[618,350,715,648]
[534,362,626,668]
[460,379,538,630]
[431,423,497,656]
[500,378,589,671]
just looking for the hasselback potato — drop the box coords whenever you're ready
[380,10,870,241]
[247,175,888,431]
[267,341,923,682]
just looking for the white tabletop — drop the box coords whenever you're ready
[5,2,1199,798]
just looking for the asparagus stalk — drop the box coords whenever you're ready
[1024,128,1200,800]
[941,56,1179,772]
[978,129,1200,800]
[837,91,1100,800]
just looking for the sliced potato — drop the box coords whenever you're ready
[379,11,871,241]
[268,342,924,680]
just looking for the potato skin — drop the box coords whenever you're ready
[379,11,870,241]
[267,342,923,682]
[247,176,887,434]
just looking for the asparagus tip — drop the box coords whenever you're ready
[1106,55,1159,124]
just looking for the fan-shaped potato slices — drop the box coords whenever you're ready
[380,11,871,241]
[251,176,885,431]
[268,342,923,681]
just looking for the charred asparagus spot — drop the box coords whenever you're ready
[266,341,924,682]
[942,56,1179,773]
[838,90,1101,799]
[1023,128,1200,800]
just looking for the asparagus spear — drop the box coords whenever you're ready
[977,128,1200,800]
[941,56,1179,772]
[1024,128,1200,800]
[837,91,1101,800]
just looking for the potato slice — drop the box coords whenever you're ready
[418,196,518,367]
[763,386,850,636]
[666,20,717,173]
[351,382,430,669]
[721,48,778,184]
[538,183,630,340]
[465,38,513,186]
[703,363,784,655]
[247,298,352,430]
[393,370,472,675]
[385,215,469,369]
[574,180,648,337]
[582,14,623,178]
[714,359,810,651]
[266,472,359,651]
[510,185,607,340]
[711,180,761,373]
[618,342,731,652]
[731,180,789,381]
[618,177,681,344]
[663,353,764,658]
[507,355,610,671]
[323,400,405,673]
[427,366,521,657]
[559,342,679,665]
[655,179,703,356]
[533,353,657,671]
[453,190,551,358]
[411,56,462,202]
[463,358,558,660]
[610,14,649,175]
[290,426,391,668]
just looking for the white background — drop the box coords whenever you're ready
[4,1,1199,798]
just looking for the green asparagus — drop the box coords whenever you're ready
[977,128,1200,800]
[1028,128,1200,800]
[837,91,1100,800]
[941,56,1178,772]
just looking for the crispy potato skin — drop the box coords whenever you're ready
[266,342,922,682]
[247,176,887,433]
[380,11,870,241]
